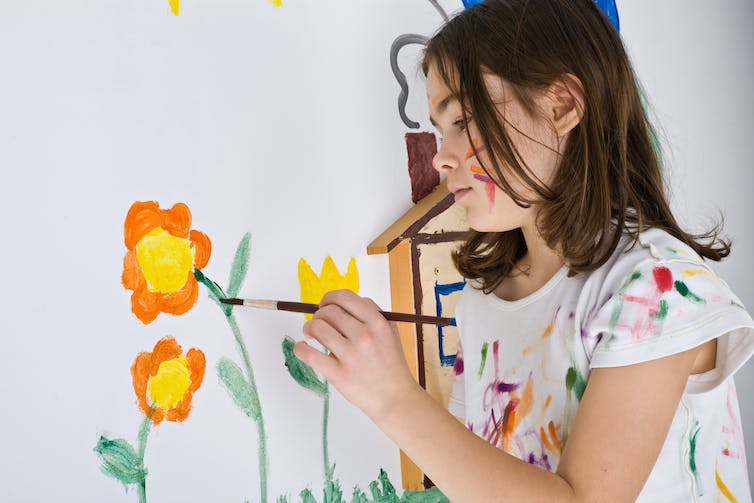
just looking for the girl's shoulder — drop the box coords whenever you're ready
[582,227,754,390]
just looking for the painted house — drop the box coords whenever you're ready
[367,133,468,491]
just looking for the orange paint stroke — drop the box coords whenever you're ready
[465,139,487,160]
[504,376,535,445]
[540,421,562,454]
[523,321,555,355]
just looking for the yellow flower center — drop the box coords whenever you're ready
[136,227,194,294]
[147,356,191,410]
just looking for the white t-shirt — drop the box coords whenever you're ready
[451,228,754,502]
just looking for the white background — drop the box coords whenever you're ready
[0,0,752,501]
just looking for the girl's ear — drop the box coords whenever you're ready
[546,73,585,137]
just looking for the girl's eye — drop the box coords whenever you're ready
[454,116,472,131]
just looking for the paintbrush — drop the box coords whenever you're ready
[220,298,455,326]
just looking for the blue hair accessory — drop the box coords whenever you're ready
[461,0,620,32]
[594,0,620,31]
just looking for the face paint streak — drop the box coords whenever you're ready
[477,341,489,379]
[465,141,488,160]
[675,280,706,304]
[485,182,496,208]
[473,173,493,183]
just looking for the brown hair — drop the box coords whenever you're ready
[422,0,730,293]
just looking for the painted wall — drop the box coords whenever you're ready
[0,0,751,501]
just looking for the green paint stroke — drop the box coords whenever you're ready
[323,478,344,503]
[566,366,586,402]
[477,342,489,379]
[608,270,643,336]
[689,418,703,495]
[655,299,668,320]
[674,280,706,304]
[226,312,269,503]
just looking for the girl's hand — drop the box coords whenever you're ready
[293,289,421,422]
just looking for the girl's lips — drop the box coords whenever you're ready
[452,187,471,202]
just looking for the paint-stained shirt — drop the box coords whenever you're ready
[450,227,754,502]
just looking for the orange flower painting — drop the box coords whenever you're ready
[122,201,211,324]
[132,336,206,425]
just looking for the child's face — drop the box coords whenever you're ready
[426,64,561,233]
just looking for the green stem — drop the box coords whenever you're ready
[196,268,268,502]
[136,414,152,503]
[226,311,268,503]
[323,384,332,481]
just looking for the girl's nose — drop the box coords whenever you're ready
[432,140,458,173]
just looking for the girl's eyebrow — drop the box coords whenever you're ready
[429,94,459,128]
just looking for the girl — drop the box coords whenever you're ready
[294,0,754,501]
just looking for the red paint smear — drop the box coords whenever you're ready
[486,181,496,207]
[653,266,674,293]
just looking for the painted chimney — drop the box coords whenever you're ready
[405,132,440,203]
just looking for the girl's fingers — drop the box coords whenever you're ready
[319,290,386,327]
[313,303,364,342]
[302,317,348,357]
[293,341,340,381]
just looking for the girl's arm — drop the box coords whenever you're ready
[294,289,702,503]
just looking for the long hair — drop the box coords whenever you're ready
[422,0,730,293]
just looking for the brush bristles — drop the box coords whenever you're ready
[220,298,244,305]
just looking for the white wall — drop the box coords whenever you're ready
[620,2,754,493]
[0,0,751,501]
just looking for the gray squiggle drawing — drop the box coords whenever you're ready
[390,0,449,129]
[428,0,449,22]
[390,34,429,129]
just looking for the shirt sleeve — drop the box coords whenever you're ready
[586,258,754,393]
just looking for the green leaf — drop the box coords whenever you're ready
[227,233,251,299]
[217,357,261,421]
[282,336,328,398]
[94,435,146,486]
[276,496,290,503]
